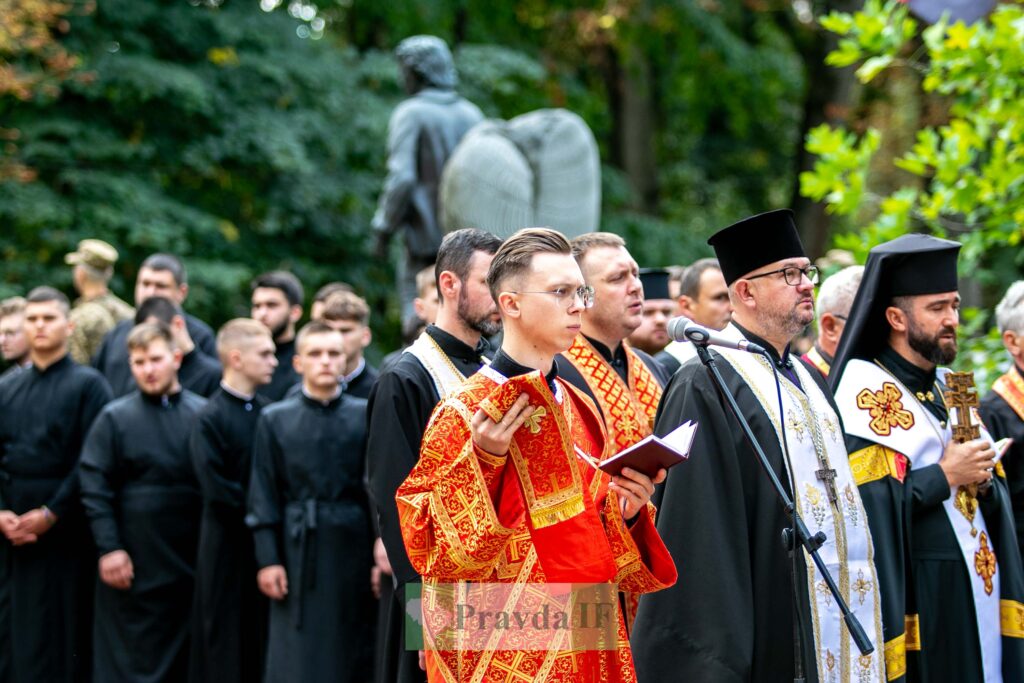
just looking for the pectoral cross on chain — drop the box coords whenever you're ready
[816,465,839,506]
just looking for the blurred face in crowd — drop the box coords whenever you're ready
[232,334,278,387]
[681,268,732,331]
[457,251,501,337]
[324,318,370,370]
[130,338,182,396]
[24,301,71,356]
[579,245,643,345]
[628,298,677,354]
[0,312,28,363]
[294,331,347,393]
[251,287,299,341]
[136,268,186,307]
[414,284,440,326]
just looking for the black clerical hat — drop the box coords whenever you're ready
[639,268,671,301]
[829,233,961,387]
[707,209,806,285]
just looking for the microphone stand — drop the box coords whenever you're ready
[692,342,873,683]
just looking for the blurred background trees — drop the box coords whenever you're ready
[1,0,1018,365]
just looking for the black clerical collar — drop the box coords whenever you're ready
[584,335,628,369]
[220,381,255,402]
[276,337,296,354]
[878,346,938,396]
[732,321,795,370]
[32,353,72,375]
[490,350,559,392]
[301,387,343,408]
[426,324,489,361]
[141,389,184,407]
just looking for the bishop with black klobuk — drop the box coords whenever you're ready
[0,287,112,682]
[631,210,886,682]
[189,319,278,683]
[81,322,206,682]
[247,321,373,683]
[831,234,1024,682]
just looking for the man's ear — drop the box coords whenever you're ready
[731,280,754,308]
[497,292,520,319]
[677,295,695,318]
[437,270,460,304]
[172,315,187,333]
[1002,330,1023,361]
[178,283,189,304]
[819,313,841,341]
[885,306,908,333]
[292,351,304,374]
[289,305,303,325]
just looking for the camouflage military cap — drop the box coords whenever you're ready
[65,239,119,270]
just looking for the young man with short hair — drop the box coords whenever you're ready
[0,287,112,683]
[320,290,378,399]
[397,228,676,682]
[80,322,206,682]
[251,271,304,401]
[0,296,29,383]
[65,238,135,364]
[190,319,277,683]
[309,281,353,321]
[93,253,217,395]
[247,321,374,683]
[136,296,222,397]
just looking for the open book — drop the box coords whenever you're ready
[575,420,697,478]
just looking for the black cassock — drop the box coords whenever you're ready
[189,387,271,683]
[80,389,206,683]
[630,346,823,683]
[247,392,374,683]
[344,361,379,400]
[980,364,1024,554]
[365,325,489,683]
[92,316,217,396]
[177,350,222,398]
[257,338,299,403]
[0,356,111,683]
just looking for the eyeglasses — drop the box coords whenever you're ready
[745,265,820,286]
[508,285,596,309]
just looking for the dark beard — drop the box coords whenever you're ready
[458,290,501,337]
[269,317,290,341]
[907,323,957,365]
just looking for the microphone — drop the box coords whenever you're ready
[666,317,767,355]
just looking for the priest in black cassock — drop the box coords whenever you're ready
[631,210,886,682]
[831,235,1024,683]
[92,253,216,395]
[980,280,1024,554]
[251,271,303,402]
[247,321,374,683]
[0,287,112,683]
[135,296,221,397]
[366,227,501,683]
[80,322,206,682]
[189,319,277,683]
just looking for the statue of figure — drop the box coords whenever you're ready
[439,109,601,240]
[371,35,483,324]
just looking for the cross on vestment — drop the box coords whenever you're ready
[816,464,839,506]
[944,371,981,444]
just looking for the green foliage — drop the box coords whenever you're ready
[802,0,1024,387]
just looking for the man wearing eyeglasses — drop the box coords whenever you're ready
[632,210,886,682]
[396,227,676,682]
[801,265,864,380]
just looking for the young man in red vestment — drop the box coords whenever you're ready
[396,227,676,683]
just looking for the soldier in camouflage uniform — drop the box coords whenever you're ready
[66,240,135,364]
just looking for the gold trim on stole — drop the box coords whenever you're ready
[848,445,907,486]
[884,633,907,681]
[904,614,921,651]
[1001,599,1024,638]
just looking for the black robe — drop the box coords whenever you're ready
[979,364,1024,554]
[0,355,112,683]
[365,325,490,683]
[654,348,682,377]
[847,349,1024,683]
[189,387,270,683]
[80,389,206,683]
[257,338,299,403]
[630,327,824,683]
[345,361,379,400]
[247,391,373,683]
[92,316,217,396]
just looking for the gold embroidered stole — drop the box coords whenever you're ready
[562,336,663,458]
[803,346,831,377]
[992,369,1024,422]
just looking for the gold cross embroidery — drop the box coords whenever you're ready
[491,652,535,683]
[786,413,806,443]
[615,412,641,441]
[856,382,915,436]
[523,406,546,434]
[852,569,872,606]
[975,531,997,596]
